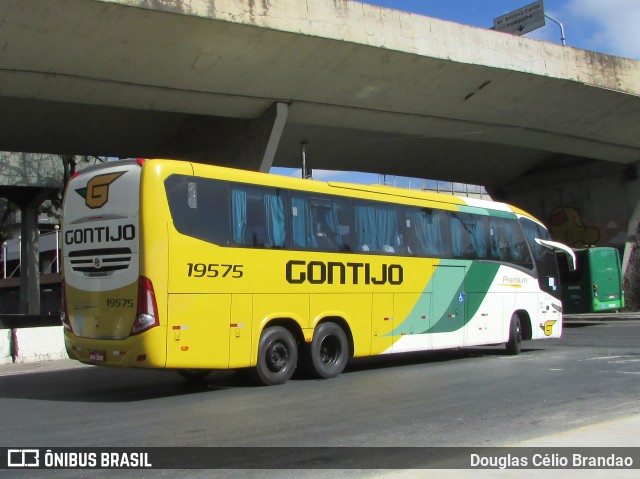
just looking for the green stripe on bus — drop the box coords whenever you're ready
[388,262,501,335]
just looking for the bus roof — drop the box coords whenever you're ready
[77,159,545,226]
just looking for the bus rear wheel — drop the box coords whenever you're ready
[253,326,298,386]
[306,322,349,379]
[505,314,522,355]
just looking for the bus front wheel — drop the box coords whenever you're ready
[306,322,349,379]
[505,314,522,355]
[253,326,298,386]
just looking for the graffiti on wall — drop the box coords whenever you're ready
[548,206,600,247]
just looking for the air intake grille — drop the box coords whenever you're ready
[68,248,132,276]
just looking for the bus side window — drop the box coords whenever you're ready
[488,220,501,260]
[332,198,352,252]
[401,209,418,256]
[232,185,286,249]
[231,188,248,245]
[451,213,479,259]
[166,177,193,234]
[196,178,231,245]
[165,175,230,245]
[403,207,452,258]
[244,190,266,247]
[470,215,488,259]
[263,190,286,248]
[353,202,400,254]
[231,187,261,248]
[291,194,318,250]
[291,194,351,253]
[509,219,534,269]
[489,218,513,262]
[377,205,400,254]
[311,199,341,252]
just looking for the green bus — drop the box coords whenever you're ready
[559,247,624,314]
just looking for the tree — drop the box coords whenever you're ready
[0,152,104,241]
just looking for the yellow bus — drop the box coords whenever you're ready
[61,159,574,385]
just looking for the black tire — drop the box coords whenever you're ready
[306,322,349,379]
[253,326,298,386]
[177,369,211,381]
[505,314,522,355]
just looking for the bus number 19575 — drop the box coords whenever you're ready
[107,298,134,308]
[187,263,244,278]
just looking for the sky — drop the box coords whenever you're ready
[272,0,640,188]
[362,0,640,60]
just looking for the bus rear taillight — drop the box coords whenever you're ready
[60,281,73,333]
[131,276,159,335]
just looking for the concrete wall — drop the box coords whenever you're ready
[0,326,67,364]
[117,0,640,95]
[0,329,11,365]
[501,163,640,250]
[500,162,640,310]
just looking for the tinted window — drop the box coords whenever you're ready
[291,193,351,252]
[231,184,287,248]
[488,217,533,269]
[403,207,450,257]
[451,212,489,259]
[166,172,537,269]
[353,201,402,254]
[520,217,551,262]
[165,175,230,245]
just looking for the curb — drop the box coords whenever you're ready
[563,313,640,321]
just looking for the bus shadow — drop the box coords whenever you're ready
[564,321,604,329]
[342,346,545,374]
[0,347,549,402]
[0,366,246,403]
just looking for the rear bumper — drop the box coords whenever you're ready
[64,326,166,368]
[592,297,624,312]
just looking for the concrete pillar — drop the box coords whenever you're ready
[622,196,640,310]
[257,102,289,172]
[159,102,289,171]
[18,190,51,314]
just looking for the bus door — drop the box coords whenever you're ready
[430,265,466,350]
[392,292,431,353]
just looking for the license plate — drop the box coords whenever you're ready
[89,350,106,362]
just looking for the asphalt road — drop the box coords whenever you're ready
[1,319,639,476]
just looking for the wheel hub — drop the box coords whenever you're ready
[266,341,289,372]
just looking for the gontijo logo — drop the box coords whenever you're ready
[75,171,125,209]
[542,320,557,336]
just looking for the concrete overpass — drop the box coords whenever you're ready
[1,0,640,306]
[1,0,638,183]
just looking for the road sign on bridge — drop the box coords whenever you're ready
[493,0,545,36]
